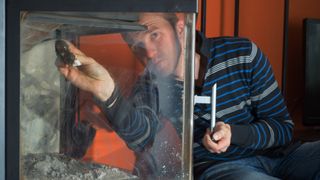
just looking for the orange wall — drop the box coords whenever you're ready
[238,0,285,88]
[206,0,235,37]
[197,0,235,36]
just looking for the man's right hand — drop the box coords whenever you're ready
[55,40,115,102]
[202,121,231,154]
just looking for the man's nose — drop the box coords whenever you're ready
[144,42,157,59]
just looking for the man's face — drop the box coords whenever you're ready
[128,13,181,76]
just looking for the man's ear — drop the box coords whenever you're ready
[176,19,185,38]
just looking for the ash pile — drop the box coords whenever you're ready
[22,153,138,180]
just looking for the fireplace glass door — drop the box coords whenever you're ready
[19,11,195,179]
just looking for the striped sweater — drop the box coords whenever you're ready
[193,35,294,164]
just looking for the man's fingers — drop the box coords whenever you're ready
[203,129,220,152]
[60,40,95,65]
[202,134,229,153]
[64,41,85,55]
[212,121,231,141]
[212,131,223,141]
[73,54,95,65]
[202,126,232,154]
[220,146,228,152]
[55,58,68,68]
[56,61,87,87]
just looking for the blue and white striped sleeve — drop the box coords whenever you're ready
[230,42,294,150]
[96,74,160,152]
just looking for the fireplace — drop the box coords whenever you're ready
[5,0,197,179]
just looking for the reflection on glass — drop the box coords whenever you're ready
[20,11,193,179]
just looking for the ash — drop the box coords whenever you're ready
[22,153,139,180]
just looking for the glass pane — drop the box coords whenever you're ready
[20,11,194,179]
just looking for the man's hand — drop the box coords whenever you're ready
[202,121,231,154]
[55,40,115,102]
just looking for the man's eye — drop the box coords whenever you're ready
[132,42,145,55]
[150,32,159,40]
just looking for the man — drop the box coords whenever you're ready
[56,13,320,179]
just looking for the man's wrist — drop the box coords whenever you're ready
[93,82,114,100]
[230,124,251,146]
[98,85,119,108]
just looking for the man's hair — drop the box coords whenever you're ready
[121,13,178,45]
[161,13,179,30]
